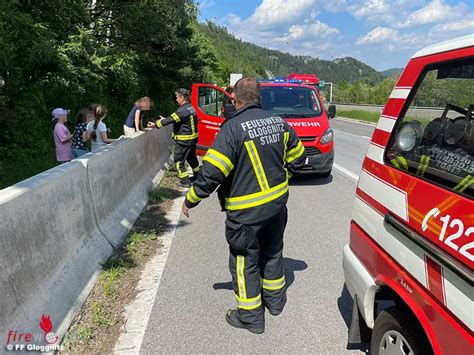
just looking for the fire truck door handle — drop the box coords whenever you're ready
[384,213,473,286]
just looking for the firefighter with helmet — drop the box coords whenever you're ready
[148,88,199,187]
[182,77,306,334]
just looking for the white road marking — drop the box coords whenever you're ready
[333,117,377,127]
[333,163,359,183]
[114,191,186,354]
[333,128,371,140]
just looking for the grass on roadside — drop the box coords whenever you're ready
[337,109,380,123]
[148,170,182,203]
[62,173,180,353]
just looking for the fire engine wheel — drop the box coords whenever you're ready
[371,307,432,355]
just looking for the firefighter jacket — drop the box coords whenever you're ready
[156,102,198,145]
[185,102,306,224]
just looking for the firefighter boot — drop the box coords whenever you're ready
[179,178,191,188]
[225,309,264,334]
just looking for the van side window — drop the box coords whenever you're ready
[198,87,226,117]
[386,57,474,199]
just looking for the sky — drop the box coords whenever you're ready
[197,0,474,71]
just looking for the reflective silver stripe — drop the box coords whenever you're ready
[237,256,246,298]
[262,276,285,290]
[203,149,234,177]
[235,294,262,310]
[225,180,288,210]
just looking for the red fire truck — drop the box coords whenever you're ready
[343,35,473,354]
[191,79,334,176]
[287,73,320,86]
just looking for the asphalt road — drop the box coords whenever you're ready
[140,118,376,354]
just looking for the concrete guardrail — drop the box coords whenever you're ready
[0,126,172,341]
[331,102,446,120]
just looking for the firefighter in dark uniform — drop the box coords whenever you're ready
[148,88,199,187]
[182,78,306,334]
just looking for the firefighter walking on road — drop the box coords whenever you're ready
[148,88,199,187]
[182,77,306,334]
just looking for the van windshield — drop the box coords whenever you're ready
[261,86,322,118]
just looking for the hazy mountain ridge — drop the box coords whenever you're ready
[200,22,386,84]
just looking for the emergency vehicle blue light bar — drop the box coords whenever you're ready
[257,78,303,84]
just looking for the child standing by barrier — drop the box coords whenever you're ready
[85,105,117,152]
[52,108,73,163]
[71,108,93,158]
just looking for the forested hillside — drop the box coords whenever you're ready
[0,0,220,188]
[200,22,385,84]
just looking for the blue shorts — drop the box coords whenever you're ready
[72,149,88,158]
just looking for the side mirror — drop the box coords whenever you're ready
[328,104,336,119]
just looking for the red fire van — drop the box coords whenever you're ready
[191,79,334,176]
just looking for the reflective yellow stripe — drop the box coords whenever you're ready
[245,140,269,191]
[262,276,285,291]
[454,175,474,192]
[190,115,196,135]
[174,133,199,140]
[236,295,261,310]
[176,162,188,178]
[391,156,408,171]
[192,166,200,173]
[286,141,304,163]
[398,156,408,170]
[156,120,163,128]
[171,112,180,122]
[235,294,262,310]
[225,180,289,210]
[186,186,202,204]
[203,149,234,177]
[237,256,246,299]
[416,155,430,177]
[283,132,290,162]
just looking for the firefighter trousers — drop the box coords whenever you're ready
[225,206,288,326]
[174,141,199,181]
